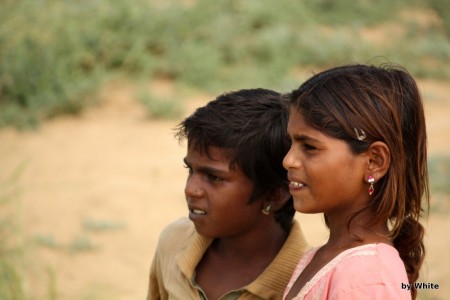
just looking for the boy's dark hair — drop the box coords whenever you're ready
[175,88,295,232]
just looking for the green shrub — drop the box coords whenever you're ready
[0,164,27,300]
[1,0,449,128]
[428,155,450,196]
[427,155,450,214]
[137,90,184,119]
[428,0,450,37]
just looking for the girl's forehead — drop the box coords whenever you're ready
[287,110,314,132]
[287,110,345,145]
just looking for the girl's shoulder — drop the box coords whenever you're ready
[285,243,411,300]
[326,243,410,299]
[330,243,408,289]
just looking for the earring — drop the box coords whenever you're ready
[368,176,375,195]
[261,204,272,215]
[354,128,367,141]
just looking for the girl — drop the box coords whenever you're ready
[283,64,429,299]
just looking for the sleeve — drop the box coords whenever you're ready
[146,219,188,300]
[147,250,165,300]
[328,247,411,300]
[331,283,411,300]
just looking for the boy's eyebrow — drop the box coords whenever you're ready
[183,157,229,175]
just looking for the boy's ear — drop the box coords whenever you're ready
[263,186,291,210]
[364,141,390,182]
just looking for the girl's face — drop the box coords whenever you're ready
[283,109,369,217]
[184,145,268,239]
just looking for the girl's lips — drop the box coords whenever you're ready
[287,175,306,187]
[289,181,305,188]
[288,178,307,194]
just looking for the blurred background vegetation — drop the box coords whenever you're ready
[1,0,449,128]
[1,0,449,299]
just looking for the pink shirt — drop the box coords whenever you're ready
[283,243,411,300]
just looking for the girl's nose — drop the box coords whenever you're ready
[283,147,301,170]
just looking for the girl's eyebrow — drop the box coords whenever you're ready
[183,157,229,175]
[291,133,321,143]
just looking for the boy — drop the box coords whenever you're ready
[147,89,308,299]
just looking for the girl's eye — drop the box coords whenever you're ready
[303,143,317,151]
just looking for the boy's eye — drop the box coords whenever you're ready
[183,164,193,174]
[207,174,222,182]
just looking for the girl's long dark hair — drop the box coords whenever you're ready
[290,64,429,299]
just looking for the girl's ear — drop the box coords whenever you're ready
[364,141,390,182]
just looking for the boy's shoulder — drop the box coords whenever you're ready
[164,217,195,234]
[156,218,197,252]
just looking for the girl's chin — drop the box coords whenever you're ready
[293,199,317,214]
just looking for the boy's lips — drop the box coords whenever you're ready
[188,207,207,222]
[186,198,207,215]
[189,208,206,215]
[187,202,207,215]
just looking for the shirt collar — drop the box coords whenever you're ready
[245,220,308,298]
[176,220,308,298]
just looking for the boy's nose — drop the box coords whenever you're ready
[185,175,203,198]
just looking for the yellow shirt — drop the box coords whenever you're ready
[147,218,308,300]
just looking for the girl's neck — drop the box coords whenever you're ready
[324,212,391,251]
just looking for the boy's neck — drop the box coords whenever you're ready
[210,221,289,264]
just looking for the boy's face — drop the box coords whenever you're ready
[183,145,267,239]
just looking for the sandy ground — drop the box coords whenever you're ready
[0,79,449,300]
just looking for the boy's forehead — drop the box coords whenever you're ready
[188,143,230,160]
[187,143,238,169]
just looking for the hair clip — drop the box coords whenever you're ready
[354,128,366,141]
